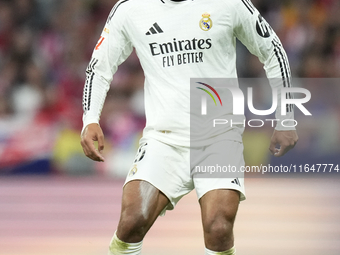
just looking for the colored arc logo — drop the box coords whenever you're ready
[196,82,222,106]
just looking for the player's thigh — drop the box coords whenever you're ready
[125,137,193,214]
[193,139,246,202]
[199,189,240,233]
[117,180,169,240]
[120,179,170,219]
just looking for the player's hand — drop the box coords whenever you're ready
[80,123,105,162]
[269,130,298,157]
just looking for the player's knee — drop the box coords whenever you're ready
[118,214,149,241]
[203,216,234,237]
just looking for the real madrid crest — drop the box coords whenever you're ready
[128,165,138,177]
[199,12,212,31]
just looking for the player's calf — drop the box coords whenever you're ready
[108,180,169,254]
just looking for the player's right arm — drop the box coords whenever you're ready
[81,1,133,161]
[81,123,105,162]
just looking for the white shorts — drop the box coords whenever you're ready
[124,136,246,215]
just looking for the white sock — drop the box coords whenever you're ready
[108,231,143,255]
[205,246,236,255]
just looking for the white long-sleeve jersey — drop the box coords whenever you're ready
[82,0,294,146]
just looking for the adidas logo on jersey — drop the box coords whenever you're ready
[146,23,163,35]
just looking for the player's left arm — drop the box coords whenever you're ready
[232,0,298,156]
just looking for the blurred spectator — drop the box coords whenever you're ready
[0,0,339,175]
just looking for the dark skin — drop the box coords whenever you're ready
[81,123,298,251]
[80,123,105,162]
[269,129,298,157]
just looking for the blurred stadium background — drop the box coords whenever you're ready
[0,0,339,254]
